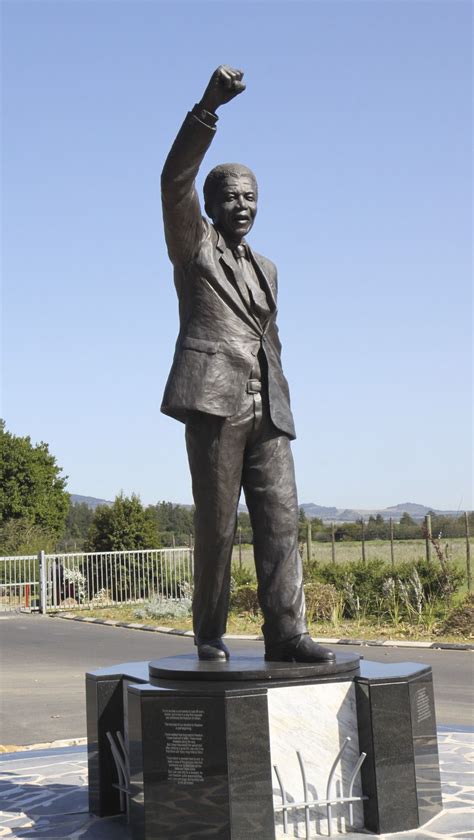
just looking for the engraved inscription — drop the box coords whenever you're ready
[163,708,205,785]
[415,687,432,724]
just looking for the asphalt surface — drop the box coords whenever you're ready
[1,613,472,745]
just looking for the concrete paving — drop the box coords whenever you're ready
[0,728,472,838]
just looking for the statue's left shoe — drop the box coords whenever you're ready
[265,634,335,663]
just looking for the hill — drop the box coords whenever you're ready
[70,494,464,522]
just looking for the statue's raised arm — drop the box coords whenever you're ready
[161,66,245,267]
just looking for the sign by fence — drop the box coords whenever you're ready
[0,548,194,613]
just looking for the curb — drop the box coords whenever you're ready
[52,613,474,651]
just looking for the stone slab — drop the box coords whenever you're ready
[149,650,360,681]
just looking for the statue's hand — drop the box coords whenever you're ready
[199,66,245,113]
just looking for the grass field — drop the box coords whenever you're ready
[232,537,470,572]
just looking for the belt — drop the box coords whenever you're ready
[246,379,262,394]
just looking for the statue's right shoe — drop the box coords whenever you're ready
[265,634,335,663]
[197,639,230,661]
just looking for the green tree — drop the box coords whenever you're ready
[58,502,95,551]
[87,493,158,551]
[0,420,69,552]
[147,501,194,546]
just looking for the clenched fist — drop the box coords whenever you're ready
[199,65,246,114]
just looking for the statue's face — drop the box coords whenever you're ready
[210,175,258,242]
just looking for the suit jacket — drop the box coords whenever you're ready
[160,109,296,440]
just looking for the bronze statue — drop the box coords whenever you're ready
[161,66,334,664]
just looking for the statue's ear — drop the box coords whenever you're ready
[204,202,213,221]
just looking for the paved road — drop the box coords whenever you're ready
[1,613,472,745]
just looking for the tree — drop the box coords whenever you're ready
[0,420,69,552]
[58,502,95,551]
[149,501,194,544]
[87,493,158,552]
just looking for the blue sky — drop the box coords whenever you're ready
[2,0,472,511]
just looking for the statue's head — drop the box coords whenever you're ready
[204,163,258,243]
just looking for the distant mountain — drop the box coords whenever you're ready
[70,494,465,522]
[300,502,465,523]
[70,494,113,509]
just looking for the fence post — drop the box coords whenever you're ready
[361,519,366,565]
[425,514,432,563]
[331,522,336,565]
[465,512,472,593]
[389,517,395,572]
[238,526,243,569]
[38,550,47,613]
[306,522,312,564]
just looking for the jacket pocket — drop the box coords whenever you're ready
[181,336,219,354]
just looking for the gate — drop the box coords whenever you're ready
[0,555,40,612]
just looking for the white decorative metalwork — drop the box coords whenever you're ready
[273,737,367,838]
[106,730,131,815]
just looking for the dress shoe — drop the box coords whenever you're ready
[197,639,230,661]
[265,634,335,663]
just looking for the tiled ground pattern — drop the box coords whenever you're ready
[0,729,472,839]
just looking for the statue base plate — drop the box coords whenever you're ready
[149,650,360,682]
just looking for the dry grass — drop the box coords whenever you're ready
[62,603,472,643]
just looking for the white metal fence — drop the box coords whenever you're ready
[0,548,194,612]
[0,555,41,611]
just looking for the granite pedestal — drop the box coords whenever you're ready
[86,651,442,838]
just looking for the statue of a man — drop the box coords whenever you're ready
[161,66,334,664]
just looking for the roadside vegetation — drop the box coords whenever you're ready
[67,552,473,642]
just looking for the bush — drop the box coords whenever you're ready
[230,584,260,614]
[304,581,340,622]
[231,563,257,587]
[313,559,387,617]
[306,557,465,620]
[440,594,474,638]
[135,593,192,621]
[396,559,464,603]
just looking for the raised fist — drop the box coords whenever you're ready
[199,65,246,113]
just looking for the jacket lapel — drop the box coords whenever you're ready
[213,229,262,330]
[248,248,277,312]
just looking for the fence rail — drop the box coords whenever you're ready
[0,555,40,611]
[0,548,194,613]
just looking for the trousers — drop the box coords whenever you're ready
[185,385,307,648]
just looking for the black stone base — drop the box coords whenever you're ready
[149,650,361,681]
[356,663,443,834]
[86,652,443,838]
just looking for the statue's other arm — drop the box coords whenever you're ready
[161,67,245,267]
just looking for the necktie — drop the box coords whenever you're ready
[233,244,270,317]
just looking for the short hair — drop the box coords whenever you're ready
[203,163,258,218]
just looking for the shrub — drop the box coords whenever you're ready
[304,581,340,622]
[313,559,387,617]
[306,557,465,621]
[135,594,192,621]
[230,584,260,614]
[440,593,474,638]
[231,563,257,588]
[396,559,464,604]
